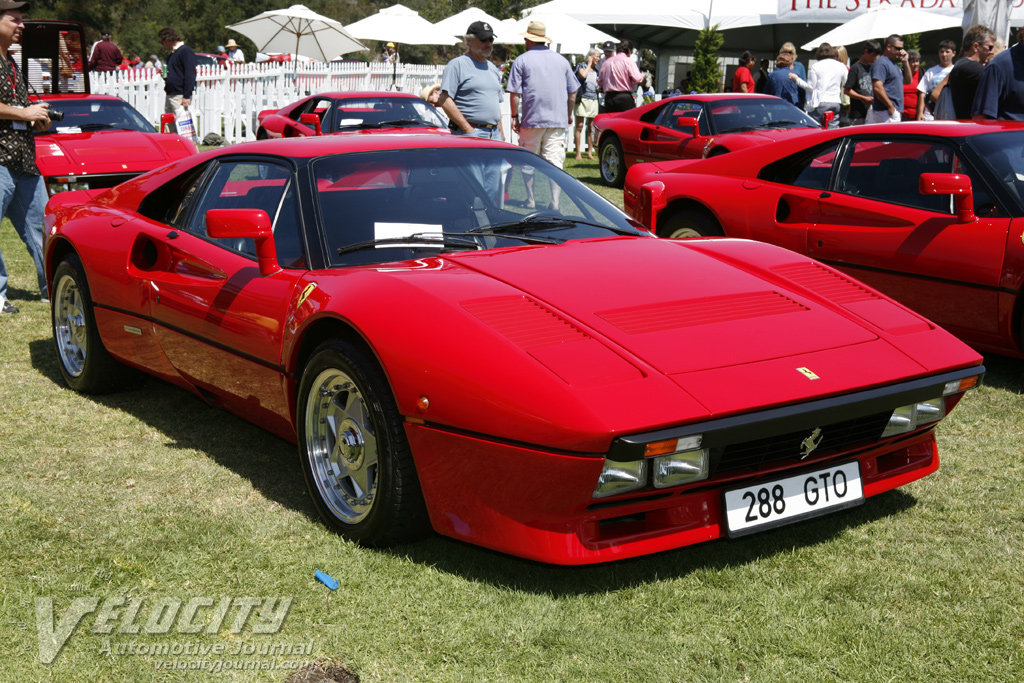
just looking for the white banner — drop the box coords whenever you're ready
[778,0,963,23]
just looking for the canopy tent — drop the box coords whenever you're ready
[344,4,459,46]
[511,12,618,56]
[433,7,520,45]
[800,6,963,52]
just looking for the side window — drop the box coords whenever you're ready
[759,142,840,190]
[183,161,294,259]
[137,163,210,227]
[954,153,1005,218]
[836,139,954,212]
[655,101,706,135]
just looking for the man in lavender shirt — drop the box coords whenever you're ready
[506,20,578,210]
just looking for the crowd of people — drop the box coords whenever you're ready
[730,23,1022,126]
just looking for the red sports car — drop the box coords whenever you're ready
[625,120,1024,359]
[20,21,197,194]
[256,91,448,139]
[45,135,982,564]
[592,93,823,187]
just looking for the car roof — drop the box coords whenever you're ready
[207,133,517,159]
[305,91,421,99]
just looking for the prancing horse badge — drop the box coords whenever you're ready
[800,428,824,459]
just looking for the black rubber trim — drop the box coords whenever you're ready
[607,366,984,462]
[95,303,288,375]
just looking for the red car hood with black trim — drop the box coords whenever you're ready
[35,129,197,178]
[446,236,977,415]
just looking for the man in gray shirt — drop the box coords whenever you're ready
[438,21,504,141]
[438,21,505,203]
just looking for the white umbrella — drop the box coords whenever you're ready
[345,4,459,46]
[511,12,617,55]
[800,6,962,51]
[227,4,366,62]
[434,7,519,45]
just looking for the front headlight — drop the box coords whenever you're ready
[593,459,647,499]
[652,447,709,488]
[594,433,710,498]
[881,397,945,438]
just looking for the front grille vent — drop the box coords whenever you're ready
[713,410,892,474]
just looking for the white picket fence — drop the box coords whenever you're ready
[91,61,447,144]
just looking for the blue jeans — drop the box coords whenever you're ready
[452,125,504,206]
[0,167,48,301]
[812,103,841,130]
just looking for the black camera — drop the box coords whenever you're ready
[48,109,64,122]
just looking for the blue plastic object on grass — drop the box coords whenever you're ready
[315,569,338,590]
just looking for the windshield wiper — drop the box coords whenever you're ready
[339,119,430,130]
[759,120,814,129]
[376,119,433,128]
[73,123,123,131]
[336,232,481,256]
[468,214,638,237]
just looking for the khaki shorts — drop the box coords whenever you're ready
[518,127,567,169]
[574,98,598,119]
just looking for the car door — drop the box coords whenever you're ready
[132,158,307,433]
[808,136,1009,336]
[729,140,844,254]
[642,100,709,161]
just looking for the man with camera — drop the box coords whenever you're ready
[0,0,51,314]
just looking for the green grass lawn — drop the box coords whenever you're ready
[1,161,1023,682]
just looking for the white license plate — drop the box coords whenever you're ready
[723,461,864,537]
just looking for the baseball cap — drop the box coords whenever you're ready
[466,21,494,41]
[602,40,615,52]
[0,0,28,9]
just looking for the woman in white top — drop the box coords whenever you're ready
[789,43,847,129]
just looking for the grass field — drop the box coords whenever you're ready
[1,157,1023,682]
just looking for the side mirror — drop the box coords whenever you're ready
[920,173,975,223]
[676,117,700,138]
[160,113,175,134]
[821,110,834,129]
[638,181,667,233]
[299,113,323,136]
[205,208,281,276]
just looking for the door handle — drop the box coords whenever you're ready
[819,192,832,199]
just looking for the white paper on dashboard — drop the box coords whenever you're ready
[374,222,443,248]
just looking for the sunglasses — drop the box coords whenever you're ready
[477,36,495,43]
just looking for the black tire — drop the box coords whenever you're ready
[658,209,724,239]
[51,254,142,393]
[297,339,429,546]
[599,137,625,187]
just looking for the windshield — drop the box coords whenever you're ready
[709,98,819,133]
[313,147,647,266]
[333,97,446,131]
[37,98,155,134]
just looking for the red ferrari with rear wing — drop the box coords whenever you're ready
[256,91,448,139]
[625,120,1024,359]
[44,135,982,564]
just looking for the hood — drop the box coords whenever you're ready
[35,130,190,176]
[448,237,945,414]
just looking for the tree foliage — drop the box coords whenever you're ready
[689,25,724,94]
[25,0,546,65]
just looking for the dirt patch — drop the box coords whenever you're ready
[284,661,360,683]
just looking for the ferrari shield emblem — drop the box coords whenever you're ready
[297,282,317,308]
[797,367,820,380]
